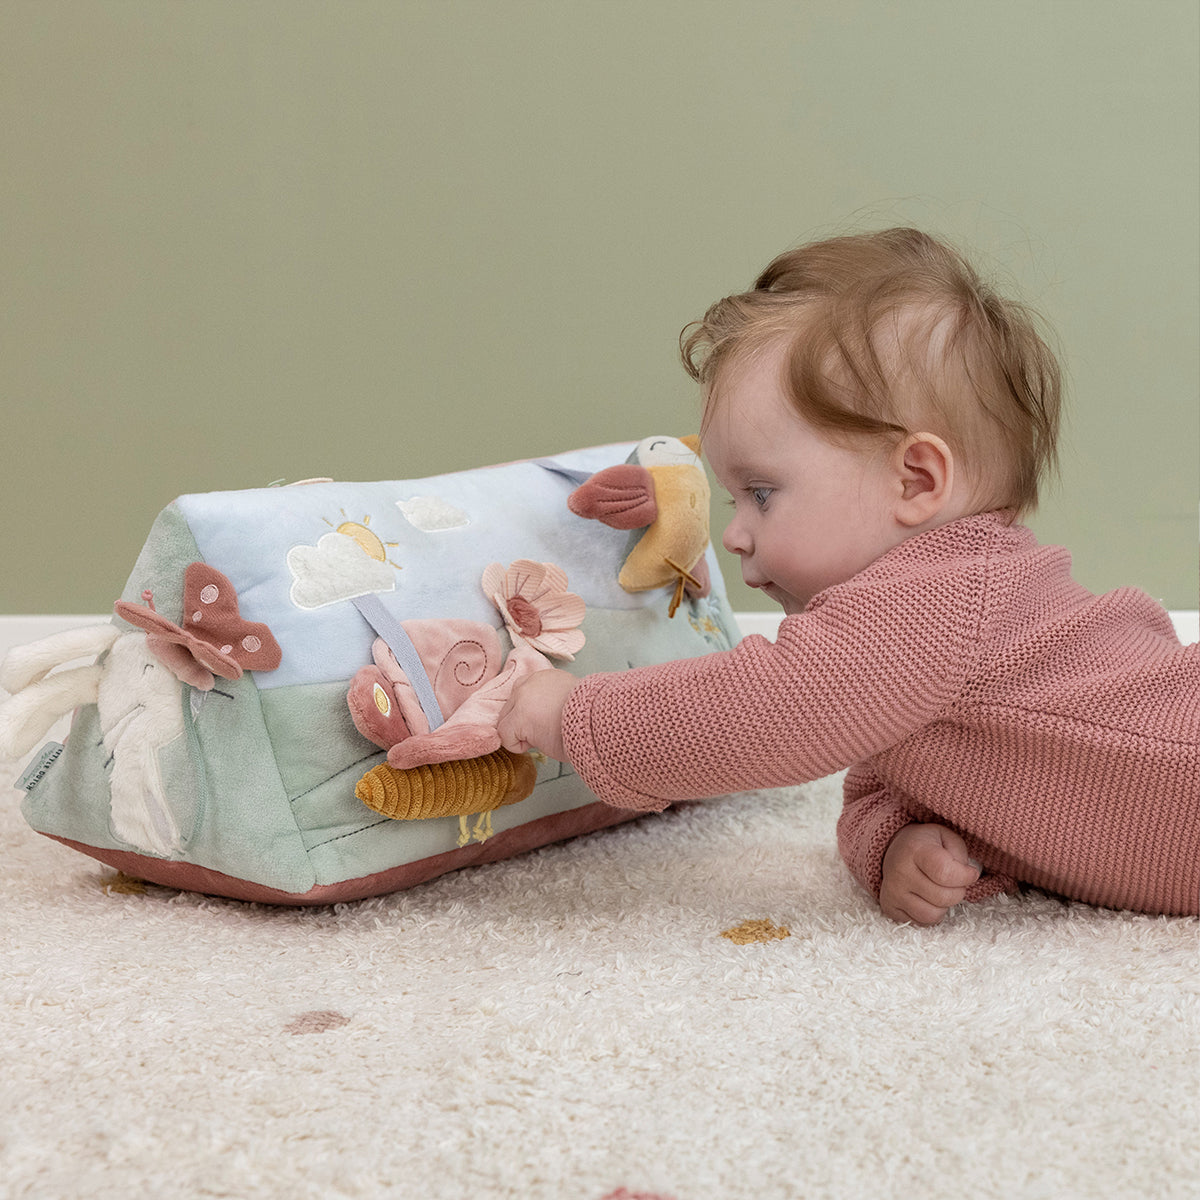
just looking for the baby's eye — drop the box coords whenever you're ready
[750,487,773,508]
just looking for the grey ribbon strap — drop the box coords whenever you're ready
[534,458,594,486]
[351,594,444,732]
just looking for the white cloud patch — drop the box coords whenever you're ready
[287,533,396,609]
[396,495,470,533]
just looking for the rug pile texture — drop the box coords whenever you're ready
[2,757,1197,1199]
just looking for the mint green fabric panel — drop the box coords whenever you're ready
[97,500,316,891]
[286,760,388,855]
[115,501,199,611]
[256,681,390,859]
[22,706,119,848]
[183,669,314,894]
[568,592,738,677]
[301,756,596,887]
[21,676,319,895]
[304,798,470,885]
[257,680,378,802]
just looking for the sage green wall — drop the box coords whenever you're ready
[3,0,1197,614]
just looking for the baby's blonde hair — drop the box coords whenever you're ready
[682,227,1062,516]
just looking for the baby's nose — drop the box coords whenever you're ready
[722,520,748,556]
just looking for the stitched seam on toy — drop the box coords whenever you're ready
[288,752,381,807]
[177,684,209,849]
[288,753,403,849]
[308,818,393,850]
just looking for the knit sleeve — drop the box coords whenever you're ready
[836,766,1020,905]
[836,766,916,900]
[561,559,983,810]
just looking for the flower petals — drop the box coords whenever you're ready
[482,559,586,661]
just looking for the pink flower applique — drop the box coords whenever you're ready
[481,560,585,661]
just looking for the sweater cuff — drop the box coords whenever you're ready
[561,674,672,812]
[836,793,915,901]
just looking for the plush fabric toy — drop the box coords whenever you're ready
[0,564,283,858]
[346,560,584,840]
[567,435,711,617]
[114,562,282,689]
[6,443,740,904]
[347,621,535,769]
[356,747,538,846]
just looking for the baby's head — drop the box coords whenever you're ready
[683,227,1062,518]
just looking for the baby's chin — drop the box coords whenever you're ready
[757,583,806,615]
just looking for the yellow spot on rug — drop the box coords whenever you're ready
[720,919,791,945]
[99,871,147,895]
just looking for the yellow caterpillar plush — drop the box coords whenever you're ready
[355,747,538,846]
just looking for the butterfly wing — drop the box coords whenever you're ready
[115,563,281,685]
[179,563,282,675]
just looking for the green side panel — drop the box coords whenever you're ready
[21,502,317,895]
[21,672,315,896]
[115,501,197,610]
[21,499,206,858]
[182,669,313,894]
[22,706,119,849]
[259,680,378,802]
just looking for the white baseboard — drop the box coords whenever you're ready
[0,608,1197,671]
[1171,611,1200,645]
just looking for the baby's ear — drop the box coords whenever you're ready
[892,433,955,527]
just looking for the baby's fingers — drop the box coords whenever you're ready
[911,876,972,916]
[495,699,530,754]
[921,853,981,891]
[919,828,983,889]
[886,896,953,927]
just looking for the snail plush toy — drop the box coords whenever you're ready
[346,560,585,843]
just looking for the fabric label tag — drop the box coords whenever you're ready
[19,742,65,792]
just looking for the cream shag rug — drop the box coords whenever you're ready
[2,760,1197,1200]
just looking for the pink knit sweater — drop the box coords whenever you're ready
[562,512,1200,916]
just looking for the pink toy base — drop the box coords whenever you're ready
[41,801,655,906]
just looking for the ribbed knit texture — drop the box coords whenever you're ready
[562,512,1200,916]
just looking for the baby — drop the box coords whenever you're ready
[497,227,1199,925]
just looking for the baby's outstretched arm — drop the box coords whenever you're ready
[879,823,981,926]
[496,668,581,763]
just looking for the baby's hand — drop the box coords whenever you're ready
[879,823,981,926]
[496,669,581,763]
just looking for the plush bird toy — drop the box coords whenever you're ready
[567,435,711,617]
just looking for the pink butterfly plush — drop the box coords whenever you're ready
[115,563,282,690]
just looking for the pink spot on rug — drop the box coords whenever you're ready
[600,1190,679,1200]
[284,1010,351,1035]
